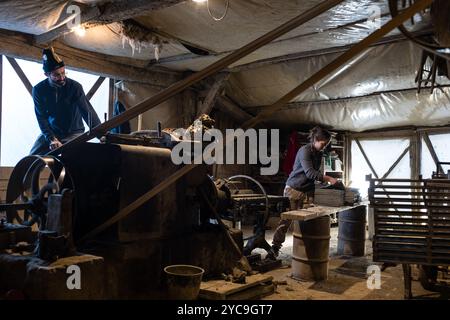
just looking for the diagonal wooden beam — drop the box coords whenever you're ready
[35,0,186,44]
[56,0,346,157]
[422,132,444,174]
[6,56,33,96]
[355,139,379,179]
[196,73,230,117]
[244,0,433,128]
[380,145,410,180]
[77,0,432,242]
[216,96,254,124]
[75,0,347,242]
[86,76,106,101]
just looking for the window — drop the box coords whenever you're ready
[350,138,411,198]
[421,133,450,178]
[0,56,109,166]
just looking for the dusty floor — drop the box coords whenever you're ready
[245,225,450,300]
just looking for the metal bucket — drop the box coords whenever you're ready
[292,216,330,281]
[164,265,205,300]
[337,205,367,256]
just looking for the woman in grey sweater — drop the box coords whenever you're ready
[268,127,337,259]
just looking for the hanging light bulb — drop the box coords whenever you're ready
[72,25,86,37]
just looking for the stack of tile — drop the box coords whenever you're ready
[344,188,360,205]
[314,188,345,207]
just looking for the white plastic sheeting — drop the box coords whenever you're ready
[350,138,411,198]
[116,81,180,131]
[249,86,450,131]
[148,0,429,70]
[227,41,445,106]
[62,23,190,60]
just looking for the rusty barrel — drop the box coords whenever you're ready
[292,215,330,281]
[337,205,367,256]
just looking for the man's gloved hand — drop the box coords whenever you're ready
[49,138,63,150]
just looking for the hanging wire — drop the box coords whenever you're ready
[207,0,229,21]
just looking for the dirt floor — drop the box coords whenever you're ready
[246,225,450,300]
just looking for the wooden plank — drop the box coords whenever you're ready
[281,204,357,221]
[0,29,181,88]
[199,274,273,300]
[225,283,275,300]
[108,79,115,121]
[86,76,106,101]
[6,56,32,96]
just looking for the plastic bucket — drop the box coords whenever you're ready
[164,265,205,300]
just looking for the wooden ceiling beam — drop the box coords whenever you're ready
[0,29,181,87]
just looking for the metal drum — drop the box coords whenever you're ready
[337,205,367,256]
[292,216,330,281]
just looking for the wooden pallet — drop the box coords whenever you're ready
[199,274,274,300]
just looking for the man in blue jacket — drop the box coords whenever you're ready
[29,47,101,155]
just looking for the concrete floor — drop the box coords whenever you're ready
[246,225,450,300]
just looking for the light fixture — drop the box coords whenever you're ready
[72,25,86,37]
[192,0,229,21]
[192,0,207,3]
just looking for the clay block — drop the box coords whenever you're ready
[24,254,105,299]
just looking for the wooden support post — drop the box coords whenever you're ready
[77,0,431,242]
[196,73,230,117]
[6,56,32,96]
[217,96,253,124]
[402,264,413,299]
[422,132,443,174]
[86,76,106,101]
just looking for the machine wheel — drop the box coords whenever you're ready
[5,155,74,229]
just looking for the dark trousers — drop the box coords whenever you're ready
[29,133,82,155]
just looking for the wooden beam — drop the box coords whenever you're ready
[244,0,434,128]
[86,76,106,101]
[108,79,115,121]
[35,0,186,44]
[5,57,32,96]
[355,138,379,179]
[196,73,229,117]
[380,145,410,180]
[422,132,444,174]
[0,29,181,87]
[57,0,346,155]
[74,0,347,242]
[78,0,430,241]
[216,96,253,124]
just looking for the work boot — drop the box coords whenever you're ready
[266,244,280,260]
